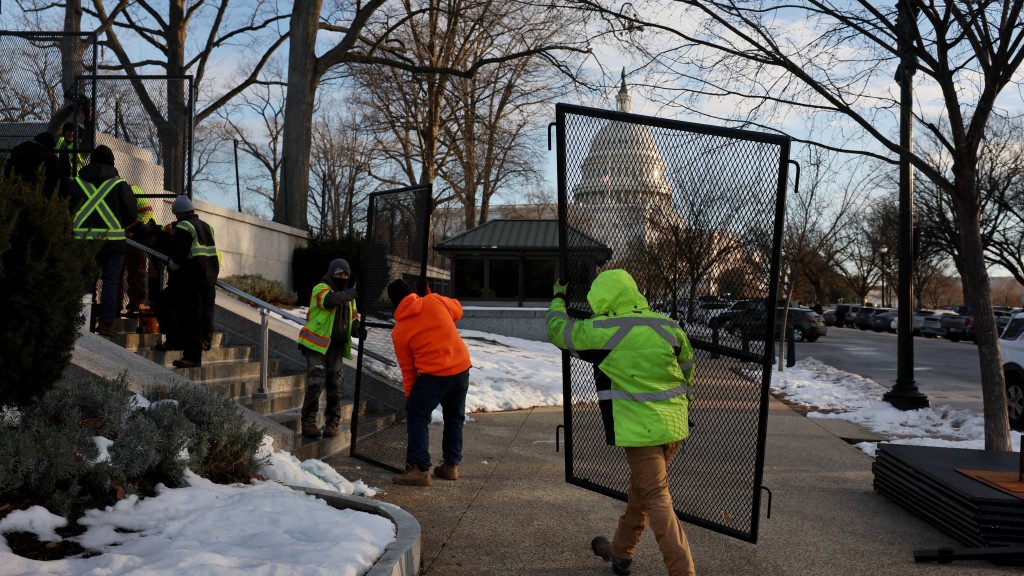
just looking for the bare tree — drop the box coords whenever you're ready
[307,106,380,239]
[279,0,589,230]
[50,0,291,193]
[214,78,286,212]
[562,0,1024,450]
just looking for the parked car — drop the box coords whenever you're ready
[833,304,862,328]
[999,311,1024,430]
[871,310,898,332]
[963,308,1020,342]
[920,310,958,338]
[783,308,828,342]
[731,307,827,342]
[940,308,974,343]
[909,309,942,335]
[854,307,889,330]
[694,300,732,325]
[711,299,767,330]
[822,309,837,326]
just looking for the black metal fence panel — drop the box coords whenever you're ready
[350,184,433,472]
[76,74,194,206]
[555,103,789,543]
[0,31,96,149]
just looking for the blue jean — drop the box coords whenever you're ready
[406,370,470,470]
[90,251,126,328]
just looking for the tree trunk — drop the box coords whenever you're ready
[277,0,323,230]
[954,177,1012,451]
[60,0,84,95]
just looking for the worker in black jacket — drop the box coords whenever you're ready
[66,145,139,336]
[3,132,61,197]
[154,195,219,368]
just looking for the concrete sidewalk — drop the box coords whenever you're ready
[326,399,1021,576]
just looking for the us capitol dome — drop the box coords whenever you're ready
[571,70,681,264]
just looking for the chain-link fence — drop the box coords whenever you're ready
[0,31,96,149]
[555,103,790,543]
[192,137,275,219]
[350,184,433,472]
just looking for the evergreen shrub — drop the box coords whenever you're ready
[221,274,298,307]
[292,234,363,305]
[0,374,268,516]
[0,177,98,408]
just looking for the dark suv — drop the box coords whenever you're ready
[710,299,766,330]
[854,307,890,330]
[730,307,827,342]
[834,304,862,328]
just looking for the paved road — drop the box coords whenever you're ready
[789,325,986,414]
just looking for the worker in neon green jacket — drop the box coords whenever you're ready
[547,268,696,576]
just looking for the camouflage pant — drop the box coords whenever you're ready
[301,346,345,426]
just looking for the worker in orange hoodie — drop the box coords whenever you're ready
[387,278,472,487]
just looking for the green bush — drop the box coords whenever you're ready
[292,233,364,305]
[0,374,269,516]
[0,177,98,408]
[221,274,298,307]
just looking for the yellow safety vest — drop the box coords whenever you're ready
[72,177,126,240]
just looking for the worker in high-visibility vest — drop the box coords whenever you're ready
[54,123,86,178]
[121,185,157,324]
[67,145,138,337]
[154,194,219,368]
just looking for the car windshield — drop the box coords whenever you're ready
[1003,317,1024,341]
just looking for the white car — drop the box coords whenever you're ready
[1000,312,1024,430]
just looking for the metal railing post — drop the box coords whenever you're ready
[256,307,270,399]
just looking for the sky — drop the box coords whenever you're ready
[1,327,1021,574]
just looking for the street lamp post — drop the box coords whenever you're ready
[880,246,889,307]
[883,0,929,410]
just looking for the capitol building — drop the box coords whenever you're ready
[570,72,684,270]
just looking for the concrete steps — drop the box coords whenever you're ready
[100,315,355,460]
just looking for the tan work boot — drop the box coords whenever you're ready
[392,465,432,486]
[322,423,340,438]
[434,462,459,481]
[301,422,321,439]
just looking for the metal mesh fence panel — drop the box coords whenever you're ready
[76,75,194,210]
[350,184,433,472]
[70,75,195,320]
[0,31,96,149]
[555,104,789,543]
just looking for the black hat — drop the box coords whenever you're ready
[388,279,412,309]
[33,132,55,148]
[91,145,115,166]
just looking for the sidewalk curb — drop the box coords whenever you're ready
[295,486,421,576]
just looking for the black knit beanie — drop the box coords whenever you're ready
[388,279,412,308]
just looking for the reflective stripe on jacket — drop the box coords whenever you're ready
[298,282,357,358]
[168,219,220,271]
[72,177,126,240]
[547,269,694,447]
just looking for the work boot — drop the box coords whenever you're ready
[591,536,632,576]
[322,423,340,438]
[301,422,322,439]
[392,465,432,487]
[434,462,459,481]
[172,358,201,368]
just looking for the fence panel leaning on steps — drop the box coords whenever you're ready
[349,184,435,473]
[554,103,791,543]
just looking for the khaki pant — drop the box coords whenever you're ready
[612,441,696,576]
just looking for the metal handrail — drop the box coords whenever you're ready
[126,238,394,399]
